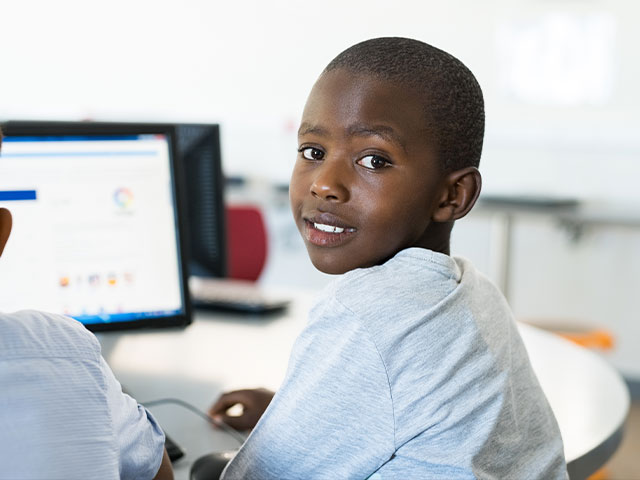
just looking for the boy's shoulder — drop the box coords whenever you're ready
[328,247,463,307]
[307,248,473,341]
[0,309,100,361]
[312,249,506,345]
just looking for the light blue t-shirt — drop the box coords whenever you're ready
[0,310,166,480]
[222,248,568,479]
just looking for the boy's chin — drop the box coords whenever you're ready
[307,249,378,275]
[310,258,350,275]
[308,252,355,276]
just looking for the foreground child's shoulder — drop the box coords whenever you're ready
[0,309,101,361]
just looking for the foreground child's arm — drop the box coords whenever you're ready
[152,450,174,480]
[102,357,174,480]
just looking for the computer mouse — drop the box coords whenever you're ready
[190,450,237,480]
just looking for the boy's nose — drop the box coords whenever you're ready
[310,160,350,203]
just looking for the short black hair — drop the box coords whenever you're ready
[324,37,484,172]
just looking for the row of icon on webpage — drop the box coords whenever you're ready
[58,271,135,288]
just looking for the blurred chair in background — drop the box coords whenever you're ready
[190,204,289,313]
[226,205,268,282]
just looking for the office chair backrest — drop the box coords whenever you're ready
[226,205,268,281]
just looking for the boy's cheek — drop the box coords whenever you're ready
[288,173,308,207]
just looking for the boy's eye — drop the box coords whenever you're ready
[357,155,390,170]
[300,147,325,161]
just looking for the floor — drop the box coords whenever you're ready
[599,400,640,479]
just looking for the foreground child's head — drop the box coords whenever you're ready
[290,37,485,274]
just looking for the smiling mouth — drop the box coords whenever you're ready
[312,222,356,234]
[303,219,357,247]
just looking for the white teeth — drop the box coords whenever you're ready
[314,222,344,233]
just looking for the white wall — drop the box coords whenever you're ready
[2,0,640,377]
[3,0,639,198]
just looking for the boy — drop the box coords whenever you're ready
[211,37,568,479]
[0,131,173,479]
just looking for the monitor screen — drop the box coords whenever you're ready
[0,121,191,331]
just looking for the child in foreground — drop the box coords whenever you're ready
[211,37,568,479]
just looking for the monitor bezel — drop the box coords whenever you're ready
[175,123,228,278]
[0,120,193,332]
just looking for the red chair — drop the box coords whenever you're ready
[225,205,268,281]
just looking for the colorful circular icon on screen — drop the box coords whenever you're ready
[113,187,134,209]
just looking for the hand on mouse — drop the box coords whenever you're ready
[208,388,275,431]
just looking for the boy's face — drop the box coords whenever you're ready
[290,69,448,274]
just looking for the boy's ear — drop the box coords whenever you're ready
[432,167,482,223]
[0,208,12,257]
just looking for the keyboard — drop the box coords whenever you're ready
[189,277,290,314]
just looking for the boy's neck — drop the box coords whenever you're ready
[418,221,452,256]
[430,243,450,256]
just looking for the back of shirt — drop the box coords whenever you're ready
[222,248,567,479]
[0,310,165,480]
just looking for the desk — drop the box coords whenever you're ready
[104,296,630,480]
[518,322,630,479]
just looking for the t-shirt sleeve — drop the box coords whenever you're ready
[101,357,166,480]
[221,294,395,480]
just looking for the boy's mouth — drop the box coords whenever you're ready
[303,215,357,247]
[312,222,355,234]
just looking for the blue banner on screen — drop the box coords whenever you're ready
[0,190,37,201]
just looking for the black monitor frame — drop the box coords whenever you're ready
[0,120,193,332]
[173,123,227,278]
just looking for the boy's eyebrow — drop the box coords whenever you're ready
[348,124,407,152]
[298,123,328,137]
[298,122,407,152]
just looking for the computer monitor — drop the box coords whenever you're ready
[0,121,192,332]
[174,123,227,278]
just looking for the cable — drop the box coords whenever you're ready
[142,397,247,445]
